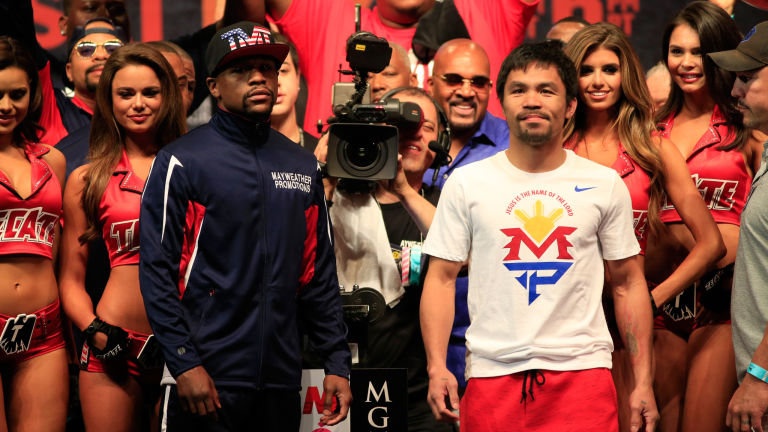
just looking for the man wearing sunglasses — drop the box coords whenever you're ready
[57,36,198,178]
[0,2,128,145]
[422,39,510,400]
[60,0,269,116]
[2,0,266,127]
[424,39,509,190]
[65,19,126,116]
[265,0,537,138]
[30,18,124,150]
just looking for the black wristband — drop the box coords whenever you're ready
[318,161,330,178]
[82,317,104,338]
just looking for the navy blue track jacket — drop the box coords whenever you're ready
[139,109,350,390]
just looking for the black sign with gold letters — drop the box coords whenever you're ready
[350,369,408,432]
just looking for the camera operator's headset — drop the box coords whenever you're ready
[379,87,452,183]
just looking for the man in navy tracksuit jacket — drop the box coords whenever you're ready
[139,22,351,431]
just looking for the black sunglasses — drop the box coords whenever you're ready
[439,73,492,89]
[74,40,124,58]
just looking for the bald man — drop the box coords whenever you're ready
[370,42,418,102]
[545,16,589,43]
[424,39,509,188]
[646,61,671,111]
[423,39,510,395]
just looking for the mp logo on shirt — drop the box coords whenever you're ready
[501,195,575,305]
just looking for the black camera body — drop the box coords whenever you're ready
[327,100,423,181]
[326,32,424,182]
[327,124,398,181]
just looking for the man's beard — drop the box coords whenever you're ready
[516,126,552,146]
[84,64,103,94]
[743,112,761,131]
[85,77,98,94]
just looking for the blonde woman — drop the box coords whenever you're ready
[563,22,724,431]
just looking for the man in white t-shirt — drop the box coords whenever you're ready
[420,41,659,432]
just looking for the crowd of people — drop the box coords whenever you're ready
[1,0,768,431]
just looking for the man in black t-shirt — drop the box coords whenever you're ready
[313,87,452,432]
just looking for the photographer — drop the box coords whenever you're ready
[314,87,452,432]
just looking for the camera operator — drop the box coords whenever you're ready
[314,87,452,432]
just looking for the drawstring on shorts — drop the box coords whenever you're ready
[520,370,546,404]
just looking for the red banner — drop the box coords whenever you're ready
[31,0,768,70]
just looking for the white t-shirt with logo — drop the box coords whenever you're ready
[423,150,639,379]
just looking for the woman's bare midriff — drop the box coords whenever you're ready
[95,265,152,334]
[0,256,58,315]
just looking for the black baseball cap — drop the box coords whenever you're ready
[709,21,768,72]
[206,21,289,77]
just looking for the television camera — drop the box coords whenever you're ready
[326,32,424,185]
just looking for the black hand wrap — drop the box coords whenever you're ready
[83,317,129,360]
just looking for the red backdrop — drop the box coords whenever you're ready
[31,0,768,70]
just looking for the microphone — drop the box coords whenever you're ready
[427,140,442,154]
[428,140,452,184]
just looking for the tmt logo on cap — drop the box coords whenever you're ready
[206,21,289,77]
[220,26,272,52]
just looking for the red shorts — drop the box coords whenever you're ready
[0,299,66,363]
[80,328,160,379]
[461,368,618,432]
